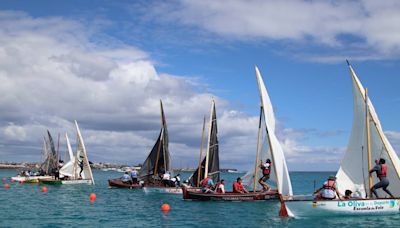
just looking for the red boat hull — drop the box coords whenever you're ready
[182,186,279,201]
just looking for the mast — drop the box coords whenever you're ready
[154,100,165,176]
[253,106,263,191]
[365,88,372,197]
[56,133,60,169]
[204,99,215,178]
[197,116,206,187]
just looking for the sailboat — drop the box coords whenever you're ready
[182,99,221,199]
[41,121,95,185]
[283,61,400,217]
[11,131,55,182]
[183,66,293,201]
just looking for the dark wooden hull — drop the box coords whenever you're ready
[108,179,142,189]
[182,186,279,201]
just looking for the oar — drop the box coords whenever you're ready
[278,194,289,217]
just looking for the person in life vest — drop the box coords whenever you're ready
[200,175,215,193]
[233,177,249,194]
[258,158,271,191]
[313,176,341,200]
[369,158,394,198]
[216,179,225,194]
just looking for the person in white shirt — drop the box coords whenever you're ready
[162,172,171,187]
[216,179,225,194]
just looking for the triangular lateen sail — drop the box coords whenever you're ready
[189,100,220,186]
[336,62,400,197]
[74,120,95,184]
[242,66,293,196]
[139,100,172,181]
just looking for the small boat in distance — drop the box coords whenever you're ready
[41,121,95,185]
[11,131,55,182]
[283,61,400,217]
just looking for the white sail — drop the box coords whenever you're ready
[336,63,400,197]
[74,121,95,184]
[243,66,293,196]
[59,133,75,178]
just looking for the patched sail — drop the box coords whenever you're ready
[40,131,57,175]
[139,100,171,181]
[189,100,220,186]
[336,62,400,197]
[242,66,293,196]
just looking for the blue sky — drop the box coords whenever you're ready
[0,0,399,171]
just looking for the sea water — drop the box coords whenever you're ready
[1,169,399,227]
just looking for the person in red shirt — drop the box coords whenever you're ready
[232,177,249,194]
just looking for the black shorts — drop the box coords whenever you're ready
[259,174,270,182]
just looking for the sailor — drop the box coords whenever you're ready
[121,172,132,184]
[233,177,249,194]
[344,190,353,199]
[162,172,171,187]
[130,169,138,184]
[259,158,271,191]
[175,174,181,186]
[78,159,84,179]
[200,175,215,193]
[314,176,341,200]
[369,158,394,198]
[216,179,225,194]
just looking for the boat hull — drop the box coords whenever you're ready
[182,186,278,201]
[41,179,93,185]
[143,186,183,194]
[108,179,142,189]
[11,176,52,182]
[285,198,400,217]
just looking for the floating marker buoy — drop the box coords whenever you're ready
[161,203,170,212]
[3,183,9,188]
[2,177,7,182]
[41,186,48,192]
[89,193,96,202]
[10,179,15,183]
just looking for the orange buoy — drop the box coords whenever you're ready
[41,186,48,192]
[160,203,170,212]
[3,183,9,188]
[89,193,96,202]
[10,179,15,183]
[2,177,7,182]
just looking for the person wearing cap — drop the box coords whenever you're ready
[313,176,341,200]
[233,177,249,194]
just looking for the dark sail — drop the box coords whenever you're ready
[190,101,220,186]
[139,100,171,182]
[40,131,58,175]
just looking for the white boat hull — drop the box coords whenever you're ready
[143,187,182,194]
[11,176,52,182]
[61,179,93,185]
[285,199,400,217]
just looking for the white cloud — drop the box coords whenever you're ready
[0,10,349,171]
[153,0,400,61]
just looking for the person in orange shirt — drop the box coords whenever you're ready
[232,177,249,194]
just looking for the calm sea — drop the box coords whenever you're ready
[1,169,399,227]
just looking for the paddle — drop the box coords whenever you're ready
[278,194,289,217]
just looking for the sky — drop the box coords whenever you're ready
[0,0,399,171]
